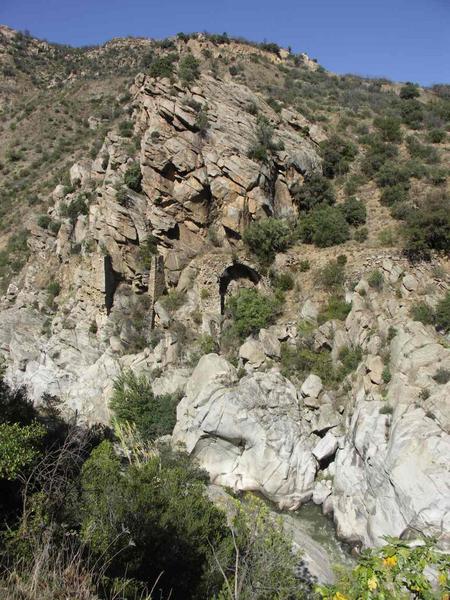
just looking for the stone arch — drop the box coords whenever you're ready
[219,261,261,315]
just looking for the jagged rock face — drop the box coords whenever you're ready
[173,354,319,508]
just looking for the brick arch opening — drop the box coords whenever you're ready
[219,261,261,315]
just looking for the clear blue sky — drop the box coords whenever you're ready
[1,0,449,85]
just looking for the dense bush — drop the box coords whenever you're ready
[435,291,450,332]
[368,269,384,290]
[293,173,335,211]
[149,54,177,79]
[178,54,200,84]
[298,204,350,247]
[404,190,450,257]
[247,116,283,162]
[318,537,449,600]
[81,440,228,599]
[60,195,89,225]
[380,183,409,206]
[243,218,292,265]
[361,136,398,177]
[37,214,51,229]
[317,295,352,324]
[410,301,435,325]
[227,288,280,338]
[340,196,367,225]
[401,98,423,129]
[110,370,178,440]
[399,82,421,99]
[124,162,142,192]
[316,259,346,289]
[320,134,357,178]
[373,115,402,143]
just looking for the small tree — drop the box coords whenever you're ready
[228,288,280,338]
[341,196,367,226]
[178,54,200,84]
[293,174,335,212]
[243,218,292,265]
[124,162,142,192]
[400,82,420,99]
[298,205,350,247]
[320,134,358,178]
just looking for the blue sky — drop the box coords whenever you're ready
[1,0,449,85]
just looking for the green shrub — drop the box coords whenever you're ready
[138,235,158,268]
[227,288,279,338]
[178,54,200,84]
[427,128,446,144]
[318,295,351,324]
[247,116,283,162]
[160,290,186,313]
[433,368,450,385]
[198,334,218,354]
[316,259,346,289]
[110,370,178,439]
[337,345,363,379]
[401,98,423,129]
[399,82,420,99]
[270,270,295,292]
[382,366,391,384]
[320,134,357,178]
[380,184,409,206]
[60,195,89,225]
[118,119,133,138]
[124,162,142,192]
[368,269,384,290]
[361,136,398,177]
[47,281,61,299]
[37,214,51,229]
[404,190,450,257]
[293,173,335,211]
[149,54,177,78]
[435,291,450,332]
[406,135,439,164]
[81,440,228,599]
[373,115,402,143]
[299,259,310,272]
[410,302,435,325]
[376,162,410,188]
[243,218,292,265]
[340,196,366,225]
[354,226,368,242]
[298,205,350,247]
[194,105,209,136]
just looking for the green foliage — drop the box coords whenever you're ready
[138,235,158,268]
[110,370,178,440]
[317,537,450,600]
[410,302,435,325]
[160,289,187,313]
[243,218,292,265]
[321,134,358,178]
[280,343,339,387]
[341,196,367,226]
[368,270,384,290]
[337,345,363,379]
[37,214,51,229]
[0,421,45,480]
[270,269,295,292]
[118,119,133,137]
[435,291,450,333]
[227,288,280,338]
[298,205,350,247]
[198,334,218,354]
[404,190,450,258]
[427,128,446,144]
[60,195,89,225]
[433,368,450,385]
[81,440,228,599]
[194,105,209,136]
[401,98,424,129]
[361,136,398,178]
[149,54,177,78]
[380,183,409,207]
[247,116,283,162]
[373,115,402,143]
[400,82,421,99]
[382,366,392,384]
[178,54,200,84]
[124,162,142,192]
[318,295,352,325]
[317,259,346,289]
[354,226,368,242]
[293,173,335,211]
[216,495,313,599]
[299,259,311,272]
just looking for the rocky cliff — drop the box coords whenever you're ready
[1,29,449,560]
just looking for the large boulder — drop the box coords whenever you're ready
[173,354,317,508]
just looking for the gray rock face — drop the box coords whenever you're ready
[173,354,317,508]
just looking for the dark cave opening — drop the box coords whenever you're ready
[104,255,121,315]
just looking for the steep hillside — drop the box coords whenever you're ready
[0,27,450,594]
